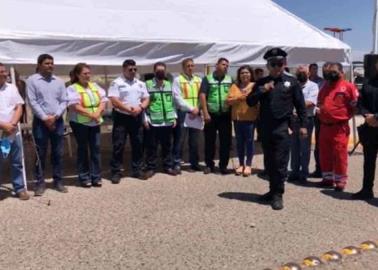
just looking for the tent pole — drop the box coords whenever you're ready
[10,66,28,191]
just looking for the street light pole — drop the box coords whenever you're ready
[373,0,378,53]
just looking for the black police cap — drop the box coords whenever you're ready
[263,47,287,60]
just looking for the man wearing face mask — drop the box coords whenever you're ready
[247,48,307,210]
[317,63,358,191]
[288,66,319,183]
[143,62,194,179]
[199,58,233,175]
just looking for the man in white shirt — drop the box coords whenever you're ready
[108,59,150,183]
[0,63,29,200]
[171,58,201,173]
[289,65,319,183]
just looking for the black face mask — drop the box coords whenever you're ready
[155,71,165,80]
[296,72,308,83]
[327,71,340,82]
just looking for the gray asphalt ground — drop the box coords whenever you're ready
[1,122,378,269]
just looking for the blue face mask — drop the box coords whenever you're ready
[0,138,11,158]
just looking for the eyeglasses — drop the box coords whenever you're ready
[128,68,137,72]
[269,62,284,68]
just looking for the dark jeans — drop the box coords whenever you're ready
[313,115,321,173]
[358,124,378,191]
[70,121,101,183]
[204,112,232,169]
[172,111,200,167]
[0,133,26,193]
[234,121,255,166]
[110,111,143,174]
[32,116,64,185]
[290,116,314,177]
[261,120,290,195]
[145,125,173,171]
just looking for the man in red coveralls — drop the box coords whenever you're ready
[317,62,358,191]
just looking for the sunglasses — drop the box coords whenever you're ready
[128,68,137,72]
[269,62,284,68]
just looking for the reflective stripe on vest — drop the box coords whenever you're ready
[206,74,232,113]
[178,74,201,108]
[73,82,103,124]
[146,80,176,124]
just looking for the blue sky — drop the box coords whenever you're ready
[273,0,373,55]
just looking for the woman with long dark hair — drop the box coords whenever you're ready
[66,63,107,187]
[226,65,259,176]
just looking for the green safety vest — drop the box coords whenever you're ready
[178,74,201,108]
[206,74,232,113]
[73,82,103,124]
[146,80,176,124]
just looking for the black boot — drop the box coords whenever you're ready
[271,194,284,210]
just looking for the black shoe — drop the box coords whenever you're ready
[351,189,374,200]
[132,171,146,180]
[258,191,273,203]
[271,194,284,210]
[54,182,68,193]
[111,173,122,184]
[92,180,102,187]
[173,165,181,175]
[257,171,269,180]
[144,170,155,179]
[188,165,201,172]
[203,167,215,174]
[219,168,230,175]
[34,183,46,197]
[309,170,322,178]
[164,168,177,176]
[80,181,92,188]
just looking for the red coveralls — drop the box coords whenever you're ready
[318,79,358,187]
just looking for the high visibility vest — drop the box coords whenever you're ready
[207,74,232,113]
[72,82,103,124]
[178,74,201,108]
[146,80,176,124]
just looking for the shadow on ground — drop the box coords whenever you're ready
[218,192,270,206]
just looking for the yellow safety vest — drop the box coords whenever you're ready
[178,74,201,108]
[72,82,103,124]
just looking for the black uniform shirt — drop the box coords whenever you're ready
[359,78,378,119]
[246,73,307,127]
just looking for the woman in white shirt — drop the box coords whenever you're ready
[66,63,107,187]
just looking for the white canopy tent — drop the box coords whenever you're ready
[0,0,351,73]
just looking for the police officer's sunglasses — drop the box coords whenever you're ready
[269,62,284,68]
[128,67,137,72]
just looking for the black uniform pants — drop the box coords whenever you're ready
[261,121,291,195]
[204,112,232,169]
[110,111,143,174]
[145,125,173,171]
[358,124,378,191]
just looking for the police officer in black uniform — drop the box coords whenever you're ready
[246,48,307,210]
[351,62,378,200]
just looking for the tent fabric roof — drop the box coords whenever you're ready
[0,0,351,66]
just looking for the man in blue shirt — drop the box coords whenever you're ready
[26,54,68,196]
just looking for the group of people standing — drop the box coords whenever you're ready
[0,47,377,211]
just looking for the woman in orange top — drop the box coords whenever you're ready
[226,65,259,176]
